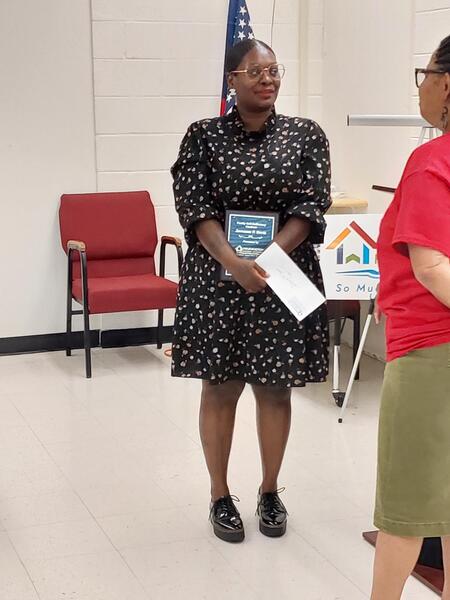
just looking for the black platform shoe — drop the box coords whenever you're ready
[209,495,245,543]
[256,488,288,537]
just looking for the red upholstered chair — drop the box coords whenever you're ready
[59,191,182,378]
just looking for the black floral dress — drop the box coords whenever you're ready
[171,107,331,387]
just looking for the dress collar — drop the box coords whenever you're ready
[226,105,277,137]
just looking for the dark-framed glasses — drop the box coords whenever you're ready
[415,67,446,88]
[230,63,286,80]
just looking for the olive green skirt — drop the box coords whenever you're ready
[374,343,450,537]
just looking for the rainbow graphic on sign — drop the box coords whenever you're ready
[326,221,379,279]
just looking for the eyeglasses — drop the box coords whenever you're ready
[415,67,446,88]
[230,63,286,80]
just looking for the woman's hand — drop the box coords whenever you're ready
[227,257,268,293]
[374,298,383,325]
[194,220,268,292]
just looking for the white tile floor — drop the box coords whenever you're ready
[0,346,438,600]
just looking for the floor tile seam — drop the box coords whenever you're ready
[64,464,172,599]
[330,482,376,514]
[97,524,178,600]
[2,528,44,600]
[288,524,371,598]
[111,381,204,450]
[2,515,95,533]
[5,401,81,496]
[203,537,265,596]
[97,531,210,553]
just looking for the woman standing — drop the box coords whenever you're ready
[171,39,331,543]
[371,35,450,599]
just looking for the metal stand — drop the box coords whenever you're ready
[331,303,345,408]
[418,124,437,145]
[337,298,376,423]
[330,304,361,407]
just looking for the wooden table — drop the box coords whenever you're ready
[329,197,368,214]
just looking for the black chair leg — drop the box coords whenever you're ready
[157,309,164,349]
[83,302,92,379]
[353,312,361,380]
[66,290,72,357]
[81,265,92,378]
[66,255,73,357]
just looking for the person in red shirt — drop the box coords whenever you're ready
[370,36,450,600]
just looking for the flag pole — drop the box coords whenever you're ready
[221,0,240,115]
[270,0,276,46]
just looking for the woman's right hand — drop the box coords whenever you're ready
[227,257,268,293]
[374,298,383,324]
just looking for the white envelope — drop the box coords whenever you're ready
[255,242,326,322]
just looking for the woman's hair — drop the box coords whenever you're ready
[225,39,275,73]
[435,35,450,71]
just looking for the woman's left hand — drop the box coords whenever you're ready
[374,299,383,325]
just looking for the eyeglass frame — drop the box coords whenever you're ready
[415,67,446,88]
[229,63,286,80]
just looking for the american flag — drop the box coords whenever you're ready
[220,0,255,116]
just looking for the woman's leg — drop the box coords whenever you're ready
[199,380,245,500]
[441,536,450,599]
[370,531,423,600]
[252,385,291,493]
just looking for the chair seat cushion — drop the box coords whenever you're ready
[72,274,178,314]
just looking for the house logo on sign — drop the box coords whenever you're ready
[320,214,382,300]
[326,221,379,279]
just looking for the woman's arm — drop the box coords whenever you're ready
[195,219,238,272]
[196,216,312,290]
[195,219,267,293]
[274,217,312,254]
[284,121,331,245]
[409,244,450,308]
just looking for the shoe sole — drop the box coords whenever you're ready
[213,523,245,543]
[259,520,287,538]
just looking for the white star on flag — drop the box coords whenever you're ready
[239,19,246,28]
[248,32,254,39]
[239,6,247,14]
[238,30,245,40]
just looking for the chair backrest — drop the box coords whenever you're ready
[59,191,158,278]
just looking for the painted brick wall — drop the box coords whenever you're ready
[412,0,450,119]
[91,0,302,328]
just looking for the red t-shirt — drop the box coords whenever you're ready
[377,133,450,362]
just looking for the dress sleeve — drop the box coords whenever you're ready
[171,122,222,245]
[393,170,450,258]
[285,120,332,244]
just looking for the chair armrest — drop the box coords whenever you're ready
[67,240,86,252]
[66,240,89,305]
[161,236,182,247]
[160,236,183,278]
